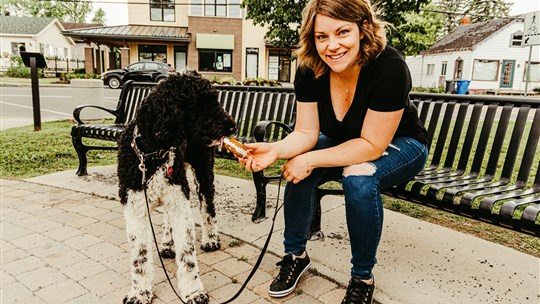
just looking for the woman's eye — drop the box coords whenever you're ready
[316,35,327,40]
[339,29,350,35]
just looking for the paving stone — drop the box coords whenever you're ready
[213,257,253,277]
[233,267,273,290]
[82,206,111,217]
[19,217,62,233]
[45,249,88,268]
[99,228,127,245]
[10,232,55,250]
[100,251,131,274]
[65,216,99,229]
[1,209,32,222]
[49,210,85,223]
[31,242,71,259]
[42,225,83,241]
[79,241,124,261]
[60,258,108,281]
[318,287,347,303]
[1,224,33,241]
[79,269,127,296]
[211,282,259,304]
[1,282,34,303]
[252,282,290,303]
[1,248,28,264]
[63,233,103,250]
[79,221,118,237]
[226,243,265,260]
[2,255,45,275]
[67,293,102,304]
[282,292,323,303]
[300,275,338,299]
[35,279,88,303]
[1,270,16,285]
[198,250,233,266]
[16,266,67,291]
[1,239,16,252]
[201,270,230,291]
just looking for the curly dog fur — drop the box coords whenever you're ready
[117,71,236,304]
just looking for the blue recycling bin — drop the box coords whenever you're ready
[455,80,470,94]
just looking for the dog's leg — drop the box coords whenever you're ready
[123,190,155,304]
[199,199,220,252]
[164,186,209,304]
[159,215,175,259]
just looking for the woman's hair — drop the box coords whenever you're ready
[296,0,387,78]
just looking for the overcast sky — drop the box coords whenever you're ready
[91,0,540,26]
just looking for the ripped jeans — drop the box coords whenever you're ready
[283,134,428,279]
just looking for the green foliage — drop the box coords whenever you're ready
[532,87,540,93]
[91,7,106,24]
[434,0,511,34]
[65,73,100,81]
[242,77,282,87]
[3,0,104,23]
[5,65,44,78]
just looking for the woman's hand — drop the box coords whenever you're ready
[238,142,279,172]
[282,153,313,184]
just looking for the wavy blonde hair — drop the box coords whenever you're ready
[296,0,387,78]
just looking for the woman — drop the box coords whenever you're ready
[240,0,428,303]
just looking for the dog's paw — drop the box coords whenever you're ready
[160,248,176,259]
[186,292,209,304]
[123,290,153,304]
[200,241,221,252]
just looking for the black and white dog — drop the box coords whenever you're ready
[117,71,236,304]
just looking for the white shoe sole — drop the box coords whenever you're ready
[268,262,311,298]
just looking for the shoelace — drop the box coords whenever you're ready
[275,258,295,283]
[343,281,371,304]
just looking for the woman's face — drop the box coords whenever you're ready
[314,14,363,74]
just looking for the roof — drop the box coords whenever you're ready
[60,22,103,30]
[423,16,523,55]
[0,16,57,35]
[62,24,190,43]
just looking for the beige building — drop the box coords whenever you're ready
[63,0,297,83]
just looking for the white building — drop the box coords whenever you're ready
[406,15,540,94]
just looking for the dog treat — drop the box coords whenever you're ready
[222,137,250,158]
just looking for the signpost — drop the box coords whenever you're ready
[20,52,47,131]
[522,11,540,97]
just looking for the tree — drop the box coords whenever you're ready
[242,0,430,50]
[434,0,511,33]
[91,7,106,25]
[2,0,105,23]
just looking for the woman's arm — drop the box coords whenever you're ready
[242,102,320,172]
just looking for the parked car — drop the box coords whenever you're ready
[100,61,175,89]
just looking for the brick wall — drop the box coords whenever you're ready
[187,16,243,81]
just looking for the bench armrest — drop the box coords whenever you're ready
[253,120,293,142]
[73,105,119,124]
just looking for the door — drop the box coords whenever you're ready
[500,60,515,89]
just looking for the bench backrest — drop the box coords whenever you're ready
[214,85,296,158]
[114,81,156,125]
[410,92,540,186]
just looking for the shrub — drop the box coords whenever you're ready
[533,87,540,93]
[6,66,44,78]
[65,73,100,81]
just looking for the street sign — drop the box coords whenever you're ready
[523,11,540,46]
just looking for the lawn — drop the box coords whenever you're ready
[1,119,538,258]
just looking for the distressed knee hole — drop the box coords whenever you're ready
[343,163,377,177]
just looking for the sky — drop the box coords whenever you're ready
[90,0,540,26]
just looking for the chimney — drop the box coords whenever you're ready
[460,16,471,26]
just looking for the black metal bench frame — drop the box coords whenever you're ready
[71,82,540,236]
[254,92,540,236]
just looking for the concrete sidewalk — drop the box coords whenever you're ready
[2,165,539,303]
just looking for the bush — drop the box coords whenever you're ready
[533,87,540,93]
[65,73,100,81]
[242,77,281,87]
[6,66,44,78]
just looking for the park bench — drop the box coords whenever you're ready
[71,81,540,236]
[253,91,540,236]
[70,81,296,223]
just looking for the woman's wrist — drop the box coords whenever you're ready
[305,152,312,172]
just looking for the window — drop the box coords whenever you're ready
[426,64,435,76]
[454,57,463,79]
[11,42,26,56]
[199,49,232,72]
[138,44,167,62]
[510,31,523,47]
[268,50,291,82]
[205,0,227,17]
[150,0,175,22]
[245,48,258,78]
[472,59,499,81]
[523,61,540,82]
[441,61,447,76]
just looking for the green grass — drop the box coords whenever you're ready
[1,119,539,258]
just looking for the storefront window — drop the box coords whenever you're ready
[139,44,167,63]
[199,49,232,72]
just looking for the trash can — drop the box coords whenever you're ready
[455,80,471,95]
[445,80,456,93]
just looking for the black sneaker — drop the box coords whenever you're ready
[341,276,375,304]
[268,253,311,297]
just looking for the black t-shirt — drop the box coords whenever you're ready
[294,46,428,145]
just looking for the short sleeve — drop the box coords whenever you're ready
[294,66,318,102]
[368,58,412,112]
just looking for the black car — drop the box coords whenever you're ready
[101,61,175,89]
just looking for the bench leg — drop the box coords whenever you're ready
[251,171,267,222]
[72,136,89,176]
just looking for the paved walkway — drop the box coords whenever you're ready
[1,165,539,304]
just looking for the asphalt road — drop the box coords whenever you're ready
[0,86,121,130]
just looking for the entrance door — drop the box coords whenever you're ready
[500,60,515,89]
[174,46,187,72]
